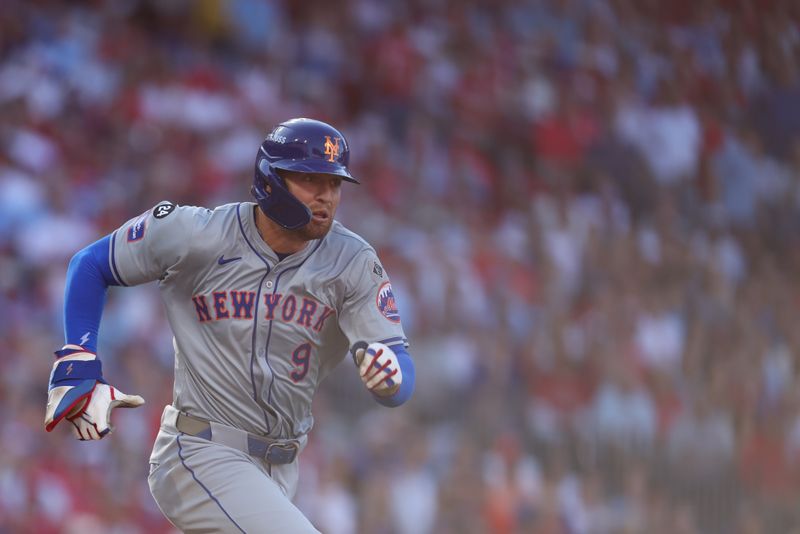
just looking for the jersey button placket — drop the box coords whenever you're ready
[265,280,274,289]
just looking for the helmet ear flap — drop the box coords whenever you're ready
[253,158,311,230]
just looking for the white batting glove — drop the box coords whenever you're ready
[353,342,402,396]
[45,345,145,440]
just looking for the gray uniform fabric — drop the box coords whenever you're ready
[148,407,314,533]
[110,201,407,532]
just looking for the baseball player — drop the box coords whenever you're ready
[44,118,415,532]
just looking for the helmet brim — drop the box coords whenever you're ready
[272,159,359,184]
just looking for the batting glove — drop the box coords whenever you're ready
[353,342,402,397]
[44,345,145,440]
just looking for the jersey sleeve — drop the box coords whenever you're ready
[109,201,198,286]
[338,248,408,348]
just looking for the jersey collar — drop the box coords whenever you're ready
[238,203,323,266]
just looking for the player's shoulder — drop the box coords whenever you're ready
[145,200,203,222]
[201,201,246,224]
[323,221,392,289]
[128,201,244,252]
[325,220,375,258]
[146,200,241,228]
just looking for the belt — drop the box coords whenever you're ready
[166,406,300,465]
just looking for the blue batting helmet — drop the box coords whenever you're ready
[252,118,359,229]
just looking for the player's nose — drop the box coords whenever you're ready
[315,181,338,201]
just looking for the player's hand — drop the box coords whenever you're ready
[353,342,402,397]
[44,345,145,440]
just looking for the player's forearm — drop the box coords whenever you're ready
[63,235,120,352]
[371,344,415,407]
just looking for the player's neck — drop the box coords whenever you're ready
[254,206,308,256]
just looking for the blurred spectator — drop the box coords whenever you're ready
[667,391,735,482]
[587,363,657,450]
[389,438,437,534]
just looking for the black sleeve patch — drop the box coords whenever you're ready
[153,202,176,219]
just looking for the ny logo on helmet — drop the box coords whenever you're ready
[324,136,341,162]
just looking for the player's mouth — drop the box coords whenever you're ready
[311,210,330,223]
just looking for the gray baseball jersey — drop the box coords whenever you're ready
[110,200,408,439]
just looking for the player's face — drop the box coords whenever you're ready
[282,171,343,239]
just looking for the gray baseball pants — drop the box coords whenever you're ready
[147,405,319,533]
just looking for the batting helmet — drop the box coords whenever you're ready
[252,118,359,229]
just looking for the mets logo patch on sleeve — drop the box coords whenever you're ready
[127,214,147,242]
[376,281,401,323]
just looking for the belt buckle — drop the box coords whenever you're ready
[265,441,299,464]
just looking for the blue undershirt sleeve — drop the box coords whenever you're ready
[372,344,415,407]
[63,235,120,353]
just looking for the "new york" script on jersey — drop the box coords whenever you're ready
[191,291,336,332]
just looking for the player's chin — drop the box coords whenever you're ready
[298,219,332,240]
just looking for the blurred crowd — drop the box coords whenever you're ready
[1,0,800,532]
